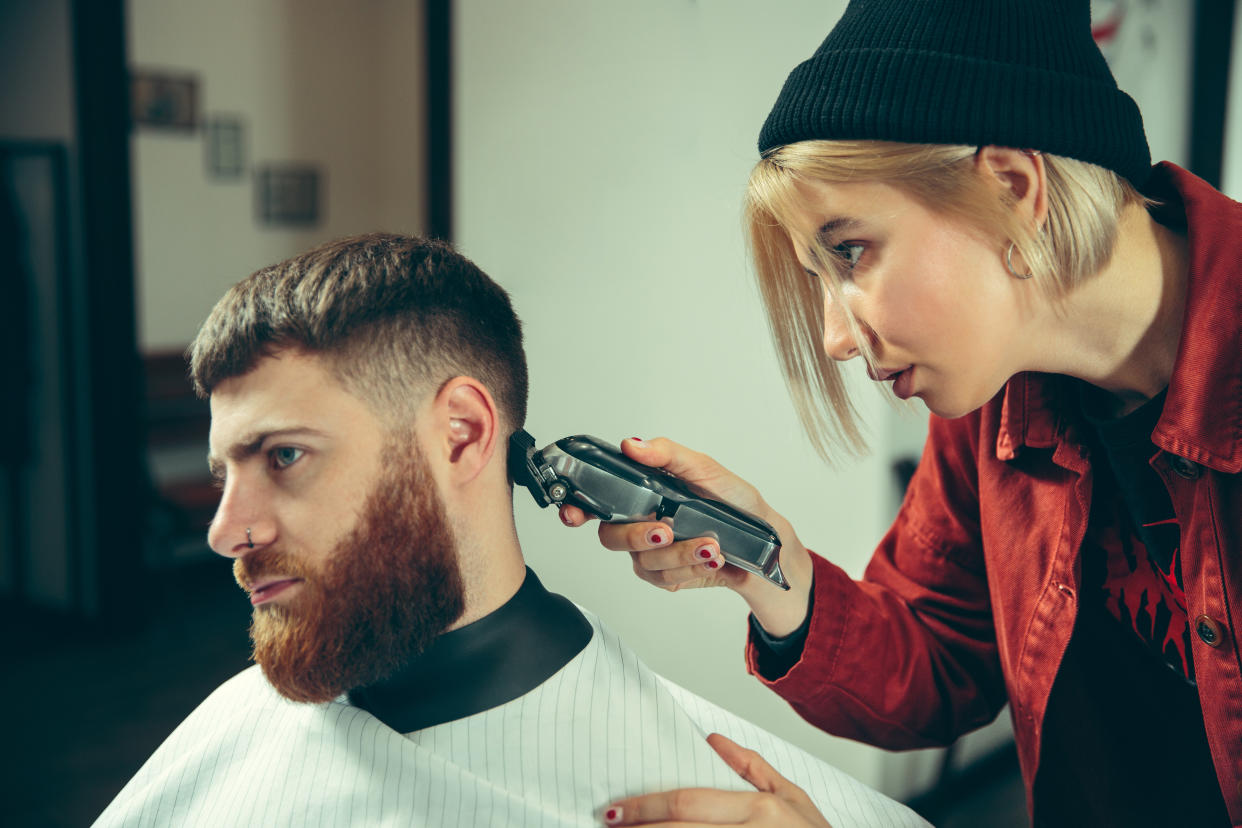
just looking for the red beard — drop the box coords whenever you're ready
[233,443,464,703]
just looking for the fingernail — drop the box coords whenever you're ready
[604,806,623,824]
[561,512,574,526]
[648,530,666,546]
[630,437,646,446]
[705,559,720,569]
[696,546,714,559]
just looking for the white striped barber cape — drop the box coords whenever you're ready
[95,609,929,827]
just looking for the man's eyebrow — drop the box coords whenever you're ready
[206,427,329,479]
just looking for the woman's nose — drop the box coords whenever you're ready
[822,298,861,362]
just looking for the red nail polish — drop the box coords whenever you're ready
[650,533,664,545]
[706,559,720,569]
[698,548,713,559]
[605,806,622,823]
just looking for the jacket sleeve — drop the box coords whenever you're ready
[746,409,1007,749]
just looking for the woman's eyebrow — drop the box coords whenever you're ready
[815,217,861,245]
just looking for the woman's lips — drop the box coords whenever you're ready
[892,367,916,400]
[868,364,916,399]
[250,578,303,606]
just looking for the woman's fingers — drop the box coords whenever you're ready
[706,734,791,795]
[602,788,828,826]
[559,503,590,526]
[598,520,676,553]
[601,735,833,826]
[705,734,831,826]
[631,554,747,591]
[557,435,780,593]
[605,787,762,824]
[622,437,765,516]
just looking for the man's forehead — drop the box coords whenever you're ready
[207,352,365,452]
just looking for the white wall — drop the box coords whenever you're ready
[1223,5,1242,200]
[455,0,935,796]
[128,0,426,352]
[1092,0,1194,168]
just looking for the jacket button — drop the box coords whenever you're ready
[1194,615,1225,648]
[1168,454,1201,479]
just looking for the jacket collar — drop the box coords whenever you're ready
[995,163,1242,473]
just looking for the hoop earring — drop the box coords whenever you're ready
[1005,242,1033,279]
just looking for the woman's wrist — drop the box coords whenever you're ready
[739,522,814,637]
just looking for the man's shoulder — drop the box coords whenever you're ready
[555,609,931,826]
[94,666,391,826]
[189,663,284,716]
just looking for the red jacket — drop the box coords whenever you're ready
[748,164,1242,823]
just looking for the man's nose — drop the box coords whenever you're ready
[207,481,268,558]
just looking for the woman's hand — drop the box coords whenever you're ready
[559,437,812,635]
[600,733,833,827]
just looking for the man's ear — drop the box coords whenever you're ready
[975,146,1049,230]
[429,376,499,486]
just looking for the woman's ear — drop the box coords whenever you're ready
[975,146,1049,230]
[431,376,499,486]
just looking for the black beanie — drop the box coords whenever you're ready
[758,0,1151,187]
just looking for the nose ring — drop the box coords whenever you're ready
[246,527,254,549]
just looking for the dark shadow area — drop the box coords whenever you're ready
[908,742,1029,827]
[3,561,251,827]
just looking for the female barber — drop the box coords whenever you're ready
[579,1,1241,825]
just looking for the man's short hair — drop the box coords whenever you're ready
[188,233,528,431]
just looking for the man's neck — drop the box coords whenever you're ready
[447,521,527,631]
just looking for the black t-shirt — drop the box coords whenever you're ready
[1080,386,1194,683]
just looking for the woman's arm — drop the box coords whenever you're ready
[562,414,1007,749]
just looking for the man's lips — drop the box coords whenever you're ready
[248,577,304,606]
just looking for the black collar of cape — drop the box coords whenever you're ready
[347,567,593,733]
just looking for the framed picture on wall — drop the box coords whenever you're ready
[130,70,199,130]
[256,164,322,226]
[204,116,245,179]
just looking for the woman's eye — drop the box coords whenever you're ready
[834,242,865,269]
[271,447,304,469]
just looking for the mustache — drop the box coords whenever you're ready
[234,548,314,592]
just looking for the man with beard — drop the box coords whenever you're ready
[95,233,925,827]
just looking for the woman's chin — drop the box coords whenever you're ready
[921,391,981,420]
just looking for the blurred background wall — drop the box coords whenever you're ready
[130,0,426,353]
[452,0,1218,802]
[126,0,428,568]
[2,0,1237,825]
[453,0,942,796]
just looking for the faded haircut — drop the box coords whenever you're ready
[188,233,528,432]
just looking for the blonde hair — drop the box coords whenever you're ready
[745,140,1145,461]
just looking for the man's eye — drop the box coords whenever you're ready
[834,242,864,268]
[271,447,304,469]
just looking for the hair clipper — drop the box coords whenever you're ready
[509,430,788,590]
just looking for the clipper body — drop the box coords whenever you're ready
[510,430,788,590]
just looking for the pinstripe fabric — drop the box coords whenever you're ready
[95,609,928,827]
